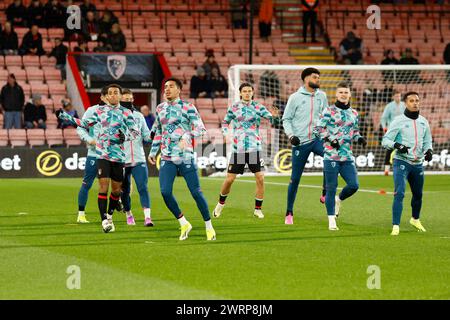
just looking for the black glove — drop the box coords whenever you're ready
[424,149,433,162]
[118,129,125,144]
[394,142,409,154]
[325,137,340,150]
[55,108,63,118]
[290,136,300,146]
[357,137,367,147]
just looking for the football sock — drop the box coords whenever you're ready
[219,193,228,205]
[255,198,263,210]
[178,215,188,226]
[98,193,108,221]
[107,192,121,215]
[205,219,213,230]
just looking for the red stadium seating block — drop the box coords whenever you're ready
[27,129,46,148]
[40,56,57,67]
[43,67,62,82]
[23,55,41,67]
[8,129,27,147]
[5,56,23,68]
[25,67,44,82]
[6,67,27,81]
[0,129,8,146]
[63,128,82,146]
[45,129,64,147]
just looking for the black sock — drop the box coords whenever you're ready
[98,193,108,221]
[219,193,227,205]
[322,189,326,197]
[255,198,263,210]
[107,193,120,216]
[286,210,293,216]
[78,205,85,211]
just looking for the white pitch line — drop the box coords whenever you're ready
[207,178,394,194]
[208,178,446,195]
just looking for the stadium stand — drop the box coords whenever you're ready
[0,0,448,147]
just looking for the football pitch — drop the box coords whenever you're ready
[0,175,449,300]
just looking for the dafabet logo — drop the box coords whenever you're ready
[36,150,63,176]
[273,149,292,174]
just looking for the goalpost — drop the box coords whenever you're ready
[227,64,450,175]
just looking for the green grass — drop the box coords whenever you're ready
[0,175,449,299]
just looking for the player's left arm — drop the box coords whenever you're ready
[352,112,367,146]
[136,112,153,144]
[58,108,98,128]
[423,119,433,160]
[149,114,162,158]
[320,91,329,112]
[120,111,141,142]
[257,102,280,125]
[183,103,207,140]
[314,106,332,140]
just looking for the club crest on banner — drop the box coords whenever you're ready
[107,55,126,80]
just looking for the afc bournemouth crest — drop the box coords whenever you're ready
[107,55,126,80]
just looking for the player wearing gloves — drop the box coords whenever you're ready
[315,82,367,231]
[382,91,433,236]
[282,67,329,225]
[58,84,145,233]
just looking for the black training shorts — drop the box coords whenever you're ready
[227,152,264,175]
[97,159,125,182]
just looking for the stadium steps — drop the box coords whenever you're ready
[289,47,336,65]
[273,0,327,45]
[274,1,335,64]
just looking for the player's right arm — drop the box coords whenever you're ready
[76,106,97,144]
[315,105,332,141]
[380,103,391,131]
[138,112,153,143]
[382,117,402,150]
[282,94,296,138]
[221,104,236,136]
[58,107,99,128]
[149,112,162,158]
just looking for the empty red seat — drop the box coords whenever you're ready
[26,66,44,81]
[126,41,139,52]
[213,98,229,111]
[30,82,49,96]
[46,114,58,129]
[17,81,31,96]
[23,55,41,67]
[8,129,27,147]
[137,42,155,52]
[215,109,227,121]
[47,28,64,40]
[45,129,64,147]
[49,83,66,96]
[27,129,46,147]
[196,98,214,111]
[40,56,57,67]
[202,113,219,125]
[0,129,8,146]
[5,55,22,68]
[43,67,62,82]
[63,128,82,146]
[150,29,167,42]
[0,68,9,80]
[6,67,27,81]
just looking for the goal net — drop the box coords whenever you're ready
[227,65,450,174]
